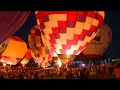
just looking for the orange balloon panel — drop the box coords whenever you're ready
[82,24,112,58]
[20,58,30,66]
[1,36,27,58]
[20,49,33,66]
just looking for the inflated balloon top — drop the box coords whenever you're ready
[35,11,105,64]
[28,25,52,64]
[82,24,112,58]
[0,11,30,44]
[1,36,27,58]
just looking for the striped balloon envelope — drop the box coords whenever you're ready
[28,25,52,66]
[41,34,58,57]
[82,24,112,58]
[41,34,60,63]
[35,11,105,64]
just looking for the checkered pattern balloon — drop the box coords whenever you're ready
[82,24,112,58]
[35,11,105,64]
[41,34,58,57]
[28,25,52,64]
[41,34,59,63]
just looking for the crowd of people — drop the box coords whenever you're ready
[0,63,120,79]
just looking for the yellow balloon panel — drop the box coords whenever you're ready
[20,49,33,66]
[20,58,30,66]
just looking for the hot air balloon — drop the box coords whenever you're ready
[28,25,52,68]
[1,36,27,65]
[82,24,112,58]
[57,59,62,67]
[41,34,60,64]
[0,11,30,44]
[20,49,33,67]
[35,11,105,64]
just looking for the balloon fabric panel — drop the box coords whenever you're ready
[82,24,112,58]
[35,11,105,56]
[28,25,52,64]
[20,49,33,66]
[1,36,27,59]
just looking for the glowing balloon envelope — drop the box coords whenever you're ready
[41,34,58,57]
[28,25,52,66]
[20,49,33,67]
[1,36,27,65]
[41,33,59,63]
[35,11,105,64]
[82,24,112,58]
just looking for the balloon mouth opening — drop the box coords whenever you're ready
[1,56,21,65]
[57,54,76,64]
[57,54,76,60]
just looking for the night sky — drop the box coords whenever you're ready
[13,11,120,57]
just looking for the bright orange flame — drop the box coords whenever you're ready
[57,59,62,67]
[3,63,6,67]
[43,65,45,68]
[0,58,4,62]
[66,50,70,55]
[22,64,25,67]
[1,60,6,67]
